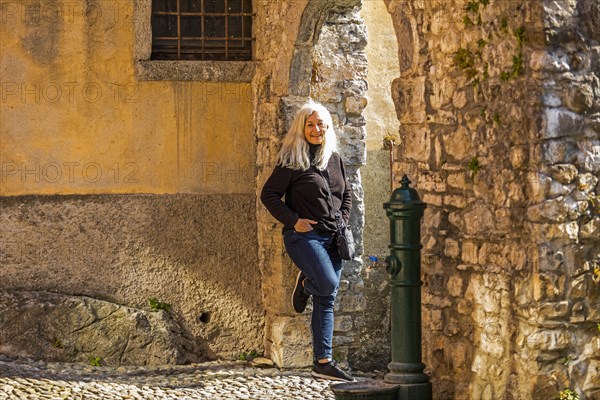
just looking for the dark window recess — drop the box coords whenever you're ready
[151,0,253,61]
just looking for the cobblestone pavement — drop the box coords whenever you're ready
[0,358,379,399]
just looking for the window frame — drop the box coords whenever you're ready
[134,0,256,82]
[150,0,253,62]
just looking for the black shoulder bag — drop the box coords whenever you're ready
[317,169,355,260]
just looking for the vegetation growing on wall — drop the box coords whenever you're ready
[454,0,526,87]
[451,0,529,178]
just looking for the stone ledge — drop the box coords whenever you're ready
[136,60,257,82]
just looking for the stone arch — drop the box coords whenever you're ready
[385,1,419,74]
[255,1,600,397]
[256,0,368,368]
[287,0,362,97]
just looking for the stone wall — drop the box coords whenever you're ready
[2,2,598,397]
[385,0,599,399]
[310,4,368,366]
[253,0,311,368]
[0,194,263,362]
[254,0,370,368]
[0,0,262,363]
[522,0,600,398]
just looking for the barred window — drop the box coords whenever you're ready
[151,0,253,61]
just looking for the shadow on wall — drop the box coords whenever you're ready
[0,194,263,363]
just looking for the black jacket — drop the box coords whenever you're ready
[260,152,352,234]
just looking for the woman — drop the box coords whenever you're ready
[260,101,354,382]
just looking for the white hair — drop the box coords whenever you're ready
[276,101,337,171]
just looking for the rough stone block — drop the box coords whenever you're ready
[549,164,578,184]
[576,141,600,173]
[506,246,527,271]
[400,126,431,162]
[570,274,591,300]
[256,103,279,140]
[542,139,577,165]
[447,275,463,297]
[339,127,367,166]
[478,243,503,267]
[494,209,513,233]
[526,197,569,223]
[529,50,570,72]
[582,360,600,398]
[457,298,472,315]
[548,221,579,240]
[565,84,594,113]
[337,292,367,312]
[452,90,467,109]
[532,271,567,302]
[312,81,343,103]
[538,243,565,272]
[526,330,571,352]
[429,80,455,110]
[391,77,427,124]
[464,205,494,235]
[266,315,312,368]
[444,238,460,258]
[443,126,472,161]
[577,0,600,42]
[576,173,598,192]
[543,108,584,139]
[509,146,529,169]
[0,290,200,365]
[462,241,479,264]
[256,139,278,168]
[423,193,443,207]
[526,173,551,203]
[583,336,600,357]
[580,218,600,239]
[422,291,452,308]
[537,301,571,322]
[447,172,469,190]
[448,211,464,231]
[439,29,461,55]
[542,92,562,107]
[425,308,443,331]
[334,315,353,332]
[548,179,573,198]
[344,96,368,115]
[417,172,446,192]
[444,194,467,209]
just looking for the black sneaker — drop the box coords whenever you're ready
[291,271,310,313]
[311,360,355,382]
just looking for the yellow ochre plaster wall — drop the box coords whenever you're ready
[0,1,254,196]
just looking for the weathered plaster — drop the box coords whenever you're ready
[0,194,263,359]
[0,0,261,361]
[0,0,254,196]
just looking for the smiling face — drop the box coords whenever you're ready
[304,111,327,145]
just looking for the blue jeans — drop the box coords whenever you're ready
[283,229,342,361]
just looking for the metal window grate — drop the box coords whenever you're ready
[151,0,253,61]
